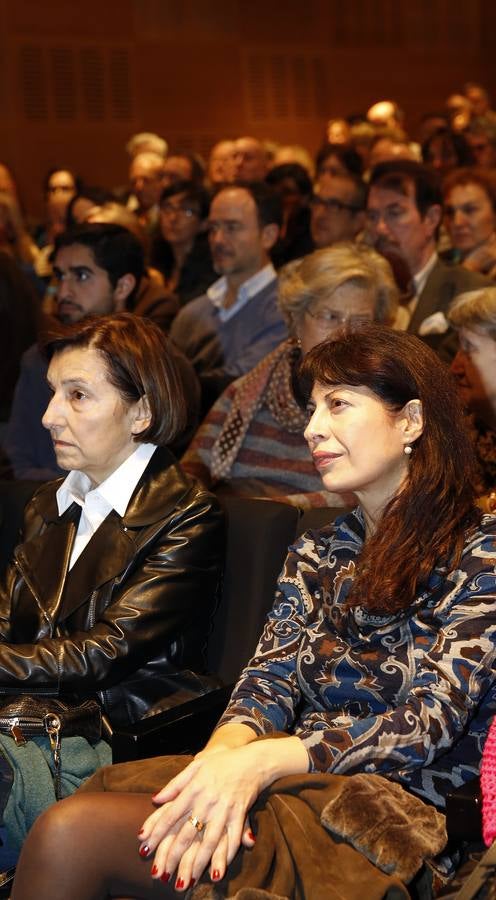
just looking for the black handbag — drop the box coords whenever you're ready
[0,696,102,799]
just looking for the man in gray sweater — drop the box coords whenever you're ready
[170,182,288,411]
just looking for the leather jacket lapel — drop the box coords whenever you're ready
[14,502,81,626]
[57,510,135,622]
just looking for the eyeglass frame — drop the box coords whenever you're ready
[305,306,373,329]
[160,201,199,218]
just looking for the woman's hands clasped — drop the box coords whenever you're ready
[138,743,264,890]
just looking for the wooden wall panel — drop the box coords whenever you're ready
[0,0,494,217]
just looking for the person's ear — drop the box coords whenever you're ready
[261,223,279,251]
[131,394,152,436]
[423,204,442,238]
[113,274,137,310]
[398,398,424,449]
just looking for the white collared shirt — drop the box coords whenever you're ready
[56,443,157,569]
[207,263,276,324]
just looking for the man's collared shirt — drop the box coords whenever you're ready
[56,442,156,569]
[207,263,277,324]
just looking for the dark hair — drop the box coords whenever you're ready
[168,152,206,185]
[45,313,186,447]
[315,143,364,177]
[215,181,283,228]
[160,180,211,220]
[422,128,475,169]
[65,187,116,228]
[368,160,442,218]
[443,166,496,213]
[300,325,481,614]
[265,163,313,197]
[43,167,82,195]
[54,223,145,302]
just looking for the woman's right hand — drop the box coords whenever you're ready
[138,743,264,888]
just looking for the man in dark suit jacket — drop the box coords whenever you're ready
[366,161,489,345]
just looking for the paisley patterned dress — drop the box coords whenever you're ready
[219,508,496,807]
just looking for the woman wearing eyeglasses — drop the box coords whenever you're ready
[150,180,217,306]
[181,242,398,508]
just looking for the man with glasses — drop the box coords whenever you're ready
[366,160,489,340]
[310,174,366,249]
[170,182,287,410]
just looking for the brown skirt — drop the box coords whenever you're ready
[79,755,446,900]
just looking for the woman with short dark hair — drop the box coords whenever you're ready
[12,326,496,899]
[0,312,223,864]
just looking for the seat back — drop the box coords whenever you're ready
[209,496,299,683]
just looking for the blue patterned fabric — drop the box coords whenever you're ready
[219,508,496,807]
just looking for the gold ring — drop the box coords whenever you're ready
[188,814,205,833]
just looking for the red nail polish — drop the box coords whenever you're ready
[189,878,196,887]
[161,872,171,883]
[212,869,221,881]
[175,877,184,889]
[248,830,256,841]
[151,865,158,876]
[139,844,150,858]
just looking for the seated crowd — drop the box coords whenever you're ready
[0,81,496,896]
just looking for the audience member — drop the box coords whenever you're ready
[207,140,236,186]
[324,117,352,144]
[464,123,496,169]
[366,160,489,338]
[14,326,496,900]
[36,168,80,248]
[448,287,496,507]
[85,203,179,329]
[265,163,313,266]
[150,180,216,305]
[182,242,398,507]
[163,153,206,188]
[443,168,496,279]
[0,313,223,868]
[233,138,268,182]
[128,151,166,229]
[315,143,363,179]
[310,174,366,249]
[422,127,475,177]
[464,82,496,129]
[6,224,200,480]
[170,182,287,410]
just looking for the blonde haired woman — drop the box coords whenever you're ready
[182,242,398,508]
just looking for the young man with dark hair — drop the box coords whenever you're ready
[6,224,199,480]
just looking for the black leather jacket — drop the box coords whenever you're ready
[0,447,224,728]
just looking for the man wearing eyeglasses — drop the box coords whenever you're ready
[366,160,489,341]
[310,175,366,249]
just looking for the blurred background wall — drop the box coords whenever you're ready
[1,0,495,214]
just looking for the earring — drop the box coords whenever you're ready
[404,445,412,455]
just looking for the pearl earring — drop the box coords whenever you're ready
[404,445,412,455]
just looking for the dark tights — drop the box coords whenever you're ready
[10,792,179,900]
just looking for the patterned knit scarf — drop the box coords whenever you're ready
[210,339,307,481]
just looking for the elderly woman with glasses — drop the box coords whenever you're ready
[182,242,398,508]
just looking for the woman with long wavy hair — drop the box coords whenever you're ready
[11,326,496,899]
